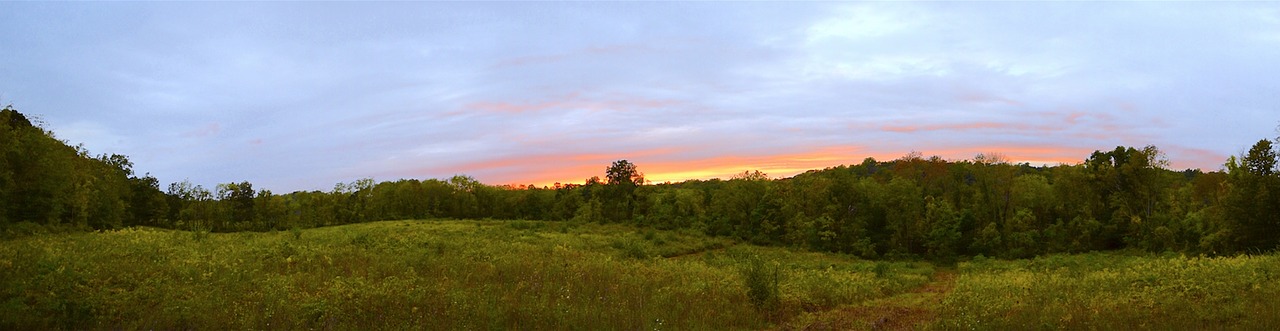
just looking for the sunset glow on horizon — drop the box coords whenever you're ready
[442,143,1219,189]
[2,2,1275,192]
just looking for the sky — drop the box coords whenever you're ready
[2,2,1278,192]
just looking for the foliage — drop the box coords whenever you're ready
[0,220,934,330]
[5,104,1280,258]
[0,105,163,231]
[937,252,1280,329]
[741,256,780,312]
[6,104,1280,328]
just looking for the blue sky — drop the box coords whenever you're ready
[2,2,1278,192]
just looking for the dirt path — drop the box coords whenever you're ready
[781,269,958,331]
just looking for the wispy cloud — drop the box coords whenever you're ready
[181,123,221,138]
[2,2,1276,191]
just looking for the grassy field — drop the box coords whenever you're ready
[1,220,1276,330]
[937,252,1280,330]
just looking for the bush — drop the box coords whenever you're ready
[741,257,780,311]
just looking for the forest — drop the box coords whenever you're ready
[3,104,1278,259]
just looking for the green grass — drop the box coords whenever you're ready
[0,220,931,330]
[4,220,1277,330]
[936,252,1280,330]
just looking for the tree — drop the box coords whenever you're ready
[881,177,924,257]
[216,181,255,231]
[5,112,77,226]
[78,153,132,229]
[255,189,287,230]
[443,175,482,219]
[1243,139,1277,177]
[8,103,1274,258]
[1222,139,1280,252]
[169,179,215,230]
[923,197,962,261]
[2,105,33,129]
[1084,146,1170,248]
[602,160,644,222]
[606,160,645,186]
[644,188,705,230]
[127,173,168,227]
[731,170,769,181]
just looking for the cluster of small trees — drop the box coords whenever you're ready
[4,105,1278,258]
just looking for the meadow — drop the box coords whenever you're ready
[1,219,1277,330]
[938,252,1280,330]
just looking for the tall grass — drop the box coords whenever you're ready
[936,252,1280,330]
[0,220,929,330]
[8,221,1275,329]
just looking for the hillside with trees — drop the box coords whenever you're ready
[3,105,1278,258]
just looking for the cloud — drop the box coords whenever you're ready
[3,2,1275,192]
[181,123,221,138]
[492,43,657,69]
[449,93,684,117]
[880,122,1046,134]
[1164,146,1231,171]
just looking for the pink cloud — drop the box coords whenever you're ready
[1164,146,1230,171]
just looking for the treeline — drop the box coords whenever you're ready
[3,105,1278,258]
[1,106,167,231]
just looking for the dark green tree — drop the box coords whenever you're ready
[217,181,256,231]
[602,160,644,222]
[128,173,168,227]
[1222,139,1280,252]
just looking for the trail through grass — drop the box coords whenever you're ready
[781,268,957,330]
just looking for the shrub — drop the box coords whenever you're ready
[741,257,780,311]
